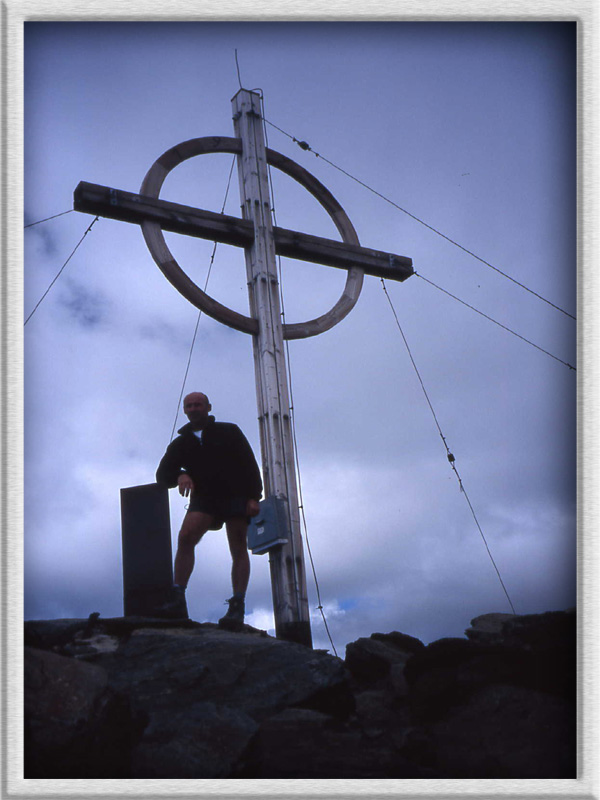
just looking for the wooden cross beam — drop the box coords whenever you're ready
[74,180,413,283]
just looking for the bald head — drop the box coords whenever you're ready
[183,392,212,429]
[183,391,210,407]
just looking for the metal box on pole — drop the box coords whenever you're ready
[247,496,290,554]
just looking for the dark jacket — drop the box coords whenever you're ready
[156,416,263,502]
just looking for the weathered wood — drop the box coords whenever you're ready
[132,135,367,340]
[274,228,412,280]
[74,181,255,248]
[233,89,312,648]
[75,181,412,283]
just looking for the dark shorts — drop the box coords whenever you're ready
[187,495,249,530]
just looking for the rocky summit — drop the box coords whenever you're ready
[24,608,575,779]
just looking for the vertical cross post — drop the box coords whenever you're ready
[232,90,312,647]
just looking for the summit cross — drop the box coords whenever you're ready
[74,89,413,647]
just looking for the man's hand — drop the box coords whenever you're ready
[246,499,260,517]
[177,474,195,497]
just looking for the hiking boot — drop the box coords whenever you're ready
[218,596,245,631]
[152,587,188,620]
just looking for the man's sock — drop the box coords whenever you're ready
[232,592,245,601]
[173,584,186,593]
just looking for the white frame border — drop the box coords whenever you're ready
[2,3,597,798]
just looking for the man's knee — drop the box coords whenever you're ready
[179,512,212,547]
[226,518,249,556]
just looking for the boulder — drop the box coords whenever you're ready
[24,647,133,777]
[131,703,258,778]
[466,609,575,653]
[400,615,576,778]
[92,624,353,722]
[241,706,431,778]
[465,612,516,643]
[345,630,424,685]
[405,637,530,721]
[415,683,576,778]
[354,687,408,739]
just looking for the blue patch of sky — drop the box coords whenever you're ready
[138,320,185,343]
[60,281,109,327]
[25,222,58,257]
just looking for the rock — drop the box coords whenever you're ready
[465,612,517,643]
[25,618,354,778]
[404,636,561,724]
[345,631,424,685]
[242,706,427,778]
[401,618,576,778]
[401,727,437,769]
[23,608,576,779]
[371,631,426,655]
[501,609,576,651]
[354,688,407,739]
[389,662,410,697]
[25,618,98,652]
[420,684,576,778]
[131,703,258,778]
[466,609,575,652]
[24,647,134,777]
[92,624,352,722]
[24,614,199,656]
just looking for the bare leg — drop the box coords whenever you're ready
[173,511,213,587]
[225,516,250,596]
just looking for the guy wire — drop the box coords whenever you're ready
[415,272,575,371]
[264,117,573,372]
[263,117,575,322]
[25,209,73,228]
[380,277,517,615]
[234,49,243,90]
[24,216,100,326]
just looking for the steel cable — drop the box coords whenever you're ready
[24,216,99,326]
[263,117,575,322]
[380,278,517,615]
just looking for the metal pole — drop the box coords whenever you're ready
[232,89,312,647]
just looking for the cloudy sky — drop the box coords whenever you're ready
[23,21,576,653]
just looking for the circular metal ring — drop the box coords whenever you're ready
[140,136,364,340]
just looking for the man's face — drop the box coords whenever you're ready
[183,393,211,427]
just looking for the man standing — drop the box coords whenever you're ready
[155,392,262,629]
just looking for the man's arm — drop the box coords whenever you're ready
[227,425,263,501]
[156,440,188,489]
